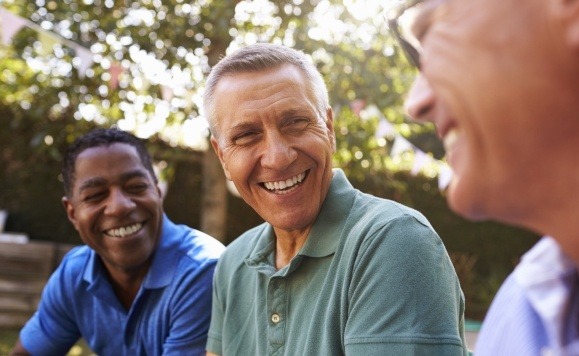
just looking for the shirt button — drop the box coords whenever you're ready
[271,313,280,323]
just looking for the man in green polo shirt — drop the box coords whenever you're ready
[203,43,467,355]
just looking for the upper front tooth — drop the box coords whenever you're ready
[265,172,306,191]
[443,128,459,151]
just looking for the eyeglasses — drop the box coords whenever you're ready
[388,0,423,70]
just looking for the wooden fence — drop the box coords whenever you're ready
[0,241,76,329]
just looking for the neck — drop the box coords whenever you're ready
[104,263,149,310]
[274,227,311,269]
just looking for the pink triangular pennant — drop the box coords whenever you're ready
[0,7,29,45]
[109,63,124,90]
[161,85,174,101]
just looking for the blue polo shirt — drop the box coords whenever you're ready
[20,215,224,355]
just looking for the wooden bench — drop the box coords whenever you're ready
[0,241,75,329]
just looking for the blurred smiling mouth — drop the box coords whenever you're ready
[104,222,144,238]
[262,171,307,195]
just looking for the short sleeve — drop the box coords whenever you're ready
[19,259,81,355]
[344,214,467,355]
[206,258,225,355]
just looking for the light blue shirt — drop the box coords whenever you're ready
[20,215,224,355]
[476,237,579,355]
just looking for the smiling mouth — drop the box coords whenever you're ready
[104,222,144,238]
[261,171,308,195]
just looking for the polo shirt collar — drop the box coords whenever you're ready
[83,214,179,289]
[245,168,355,269]
[299,168,356,258]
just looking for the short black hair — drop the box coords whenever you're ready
[62,128,157,197]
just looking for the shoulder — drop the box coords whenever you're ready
[166,219,225,263]
[347,192,440,251]
[476,273,549,355]
[353,191,433,230]
[55,245,92,276]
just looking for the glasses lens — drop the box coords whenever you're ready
[388,1,422,69]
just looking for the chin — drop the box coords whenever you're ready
[447,182,489,222]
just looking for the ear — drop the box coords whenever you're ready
[62,196,79,231]
[210,135,232,180]
[325,107,336,152]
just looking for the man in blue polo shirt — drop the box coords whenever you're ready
[10,128,224,355]
[204,43,467,355]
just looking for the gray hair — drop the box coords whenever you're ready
[203,43,330,137]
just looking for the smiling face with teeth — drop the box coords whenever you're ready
[62,143,163,276]
[210,64,335,239]
[403,0,579,229]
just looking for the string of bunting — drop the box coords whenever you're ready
[0,6,453,190]
[0,6,122,86]
[352,101,453,190]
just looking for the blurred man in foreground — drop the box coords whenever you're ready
[10,128,224,355]
[204,43,467,355]
[394,0,579,353]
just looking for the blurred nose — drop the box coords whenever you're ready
[405,74,435,123]
[260,131,297,170]
[105,188,136,216]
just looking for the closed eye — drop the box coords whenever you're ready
[232,130,261,146]
[83,191,106,203]
[284,117,310,131]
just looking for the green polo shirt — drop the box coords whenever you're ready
[207,169,467,355]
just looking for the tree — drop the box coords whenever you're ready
[0,1,540,319]
[0,0,422,241]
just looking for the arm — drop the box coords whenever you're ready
[9,339,30,356]
[344,214,467,355]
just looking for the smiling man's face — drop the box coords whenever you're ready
[63,143,163,274]
[211,64,335,235]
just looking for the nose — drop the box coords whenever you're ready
[404,73,435,123]
[105,188,136,216]
[260,131,297,170]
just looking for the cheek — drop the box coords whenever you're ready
[223,152,252,181]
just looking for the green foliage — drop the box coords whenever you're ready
[0,0,539,320]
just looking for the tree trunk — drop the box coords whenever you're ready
[200,146,227,242]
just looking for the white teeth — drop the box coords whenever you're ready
[264,172,306,192]
[443,128,459,152]
[105,222,143,238]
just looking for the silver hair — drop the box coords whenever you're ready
[203,43,330,137]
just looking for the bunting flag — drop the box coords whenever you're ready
[161,85,174,101]
[375,118,396,139]
[410,149,430,177]
[37,30,58,55]
[0,7,28,45]
[109,62,124,91]
[438,164,453,190]
[0,6,94,78]
[359,101,454,190]
[73,45,94,78]
[390,135,413,157]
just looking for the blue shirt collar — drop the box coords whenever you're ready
[83,214,180,289]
